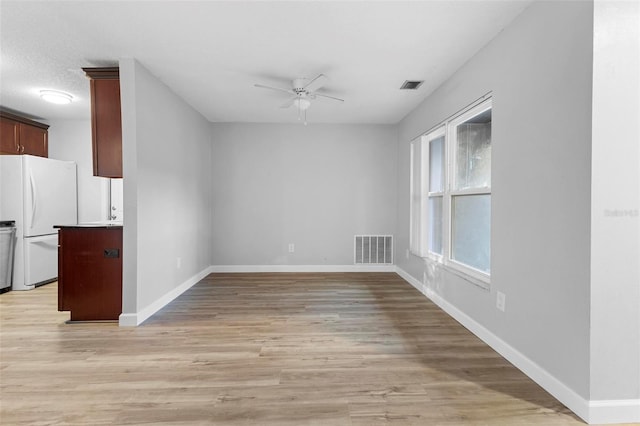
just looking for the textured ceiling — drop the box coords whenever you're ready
[0,1,531,124]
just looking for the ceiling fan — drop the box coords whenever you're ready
[254,74,344,124]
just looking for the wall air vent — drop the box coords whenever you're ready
[400,80,424,90]
[354,235,393,265]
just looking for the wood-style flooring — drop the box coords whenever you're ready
[0,273,606,425]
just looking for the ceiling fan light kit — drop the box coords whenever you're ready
[294,97,311,111]
[254,73,344,125]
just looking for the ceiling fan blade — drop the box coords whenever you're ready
[303,74,329,92]
[280,97,297,108]
[313,92,344,102]
[254,83,294,95]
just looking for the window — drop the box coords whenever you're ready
[449,103,491,276]
[426,127,445,256]
[409,140,422,256]
[410,97,492,285]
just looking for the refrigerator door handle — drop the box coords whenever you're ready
[29,171,37,229]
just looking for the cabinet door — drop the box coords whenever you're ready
[20,123,48,157]
[91,79,122,178]
[58,228,123,321]
[0,117,20,154]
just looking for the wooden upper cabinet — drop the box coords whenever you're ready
[19,122,48,157]
[0,116,20,154]
[83,67,122,178]
[0,112,49,157]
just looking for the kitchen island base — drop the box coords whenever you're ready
[56,224,122,321]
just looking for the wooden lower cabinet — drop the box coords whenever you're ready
[57,226,122,321]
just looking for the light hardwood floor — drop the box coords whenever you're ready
[0,272,614,425]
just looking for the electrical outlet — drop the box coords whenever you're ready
[288,243,295,253]
[176,257,182,269]
[496,291,506,312]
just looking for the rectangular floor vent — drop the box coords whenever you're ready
[354,235,393,264]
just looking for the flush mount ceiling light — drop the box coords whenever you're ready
[39,90,73,104]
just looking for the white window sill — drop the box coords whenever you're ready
[422,256,490,290]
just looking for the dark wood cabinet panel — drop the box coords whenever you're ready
[84,67,122,178]
[19,123,48,157]
[0,112,49,157]
[0,117,20,154]
[58,227,123,321]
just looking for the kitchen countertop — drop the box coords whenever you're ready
[54,221,123,229]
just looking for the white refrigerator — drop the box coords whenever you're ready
[0,155,77,291]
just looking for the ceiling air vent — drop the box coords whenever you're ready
[400,80,424,90]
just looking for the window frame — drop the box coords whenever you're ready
[411,96,492,288]
[445,98,492,283]
[410,139,426,257]
[424,125,446,262]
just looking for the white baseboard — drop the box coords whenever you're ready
[118,313,138,327]
[395,266,640,425]
[209,264,396,273]
[119,266,213,327]
[588,399,640,424]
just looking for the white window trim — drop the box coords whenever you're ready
[424,125,446,262]
[444,98,492,284]
[409,138,428,257]
[410,95,492,288]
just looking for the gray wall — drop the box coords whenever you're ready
[210,123,397,267]
[48,119,109,223]
[120,58,212,315]
[396,0,593,399]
